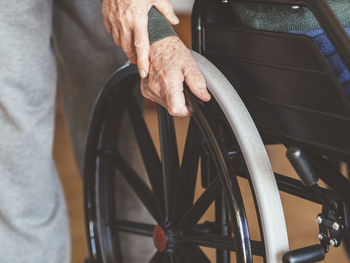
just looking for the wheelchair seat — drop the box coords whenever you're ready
[194,0,350,161]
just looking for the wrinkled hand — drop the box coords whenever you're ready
[102,0,179,78]
[141,36,211,117]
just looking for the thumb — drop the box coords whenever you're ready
[154,0,179,25]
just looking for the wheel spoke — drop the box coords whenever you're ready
[216,192,231,263]
[171,118,201,224]
[168,252,179,263]
[175,176,222,230]
[174,248,192,263]
[193,246,211,262]
[158,106,180,223]
[126,97,164,212]
[180,231,265,256]
[149,252,167,263]
[177,246,210,263]
[109,220,155,237]
[114,152,162,223]
[181,231,236,251]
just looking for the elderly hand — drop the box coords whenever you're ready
[141,36,211,117]
[102,0,179,78]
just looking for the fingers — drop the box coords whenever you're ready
[141,71,189,117]
[164,86,189,117]
[134,18,150,79]
[161,71,188,117]
[120,29,137,64]
[183,63,211,102]
[140,80,154,101]
[154,0,179,25]
[112,29,121,47]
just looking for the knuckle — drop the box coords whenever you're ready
[112,35,120,44]
[125,46,134,54]
[160,87,171,99]
[110,13,121,24]
[141,87,152,100]
[183,66,193,77]
[122,9,133,24]
[122,42,134,52]
[163,69,178,80]
[199,73,206,82]
[146,83,158,95]
[192,74,205,85]
[140,88,147,97]
[135,38,147,49]
[129,56,137,64]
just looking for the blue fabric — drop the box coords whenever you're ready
[289,28,350,96]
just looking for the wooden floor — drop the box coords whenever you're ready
[53,103,89,263]
[53,14,349,263]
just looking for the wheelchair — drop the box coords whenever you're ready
[84,0,350,262]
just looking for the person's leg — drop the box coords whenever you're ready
[52,2,156,261]
[0,1,70,263]
[52,0,127,173]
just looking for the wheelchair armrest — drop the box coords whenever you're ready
[228,0,350,72]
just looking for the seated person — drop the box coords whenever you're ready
[230,0,350,95]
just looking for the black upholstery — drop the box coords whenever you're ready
[193,0,350,160]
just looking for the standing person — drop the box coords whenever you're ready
[0,0,210,262]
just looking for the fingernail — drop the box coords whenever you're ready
[140,70,147,78]
[172,16,180,24]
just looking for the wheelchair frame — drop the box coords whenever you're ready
[85,54,289,263]
[84,0,350,262]
[191,0,350,261]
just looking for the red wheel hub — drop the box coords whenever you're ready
[153,225,167,251]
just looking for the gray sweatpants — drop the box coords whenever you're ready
[0,0,127,262]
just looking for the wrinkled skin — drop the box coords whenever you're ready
[102,0,179,78]
[141,36,211,117]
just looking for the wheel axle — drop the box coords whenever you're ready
[153,225,167,252]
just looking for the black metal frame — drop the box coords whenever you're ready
[191,0,350,261]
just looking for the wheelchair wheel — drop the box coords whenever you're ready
[84,52,289,263]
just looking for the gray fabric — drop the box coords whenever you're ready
[148,7,177,44]
[0,1,70,262]
[52,0,128,173]
[0,0,154,262]
[231,0,350,32]
[53,2,156,262]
